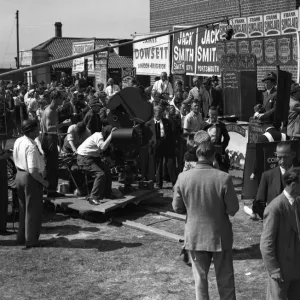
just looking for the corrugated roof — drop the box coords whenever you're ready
[32,37,132,69]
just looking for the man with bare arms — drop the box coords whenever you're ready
[40,89,67,197]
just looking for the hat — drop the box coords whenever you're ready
[194,130,211,145]
[203,77,212,85]
[6,83,13,89]
[291,83,300,95]
[21,120,38,134]
[262,72,277,82]
[192,76,201,83]
[88,97,101,107]
[212,75,219,82]
[75,121,86,133]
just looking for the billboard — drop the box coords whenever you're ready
[133,32,170,76]
[72,40,95,75]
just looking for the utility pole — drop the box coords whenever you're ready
[16,10,20,69]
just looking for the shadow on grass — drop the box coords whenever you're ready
[233,243,262,260]
[41,225,100,236]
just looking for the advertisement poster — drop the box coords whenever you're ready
[238,40,250,54]
[231,18,248,38]
[94,45,108,88]
[173,26,197,74]
[195,26,220,75]
[292,35,298,64]
[216,41,226,61]
[251,39,264,65]
[72,40,95,75]
[219,21,228,40]
[264,13,281,36]
[121,67,136,89]
[264,38,278,65]
[133,32,170,76]
[226,40,238,55]
[277,36,292,65]
[281,10,298,34]
[248,15,264,37]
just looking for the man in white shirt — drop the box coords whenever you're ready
[13,120,49,249]
[151,72,173,103]
[260,167,300,299]
[105,78,120,98]
[183,101,203,149]
[77,128,117,205]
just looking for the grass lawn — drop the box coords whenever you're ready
[0,186,267,300]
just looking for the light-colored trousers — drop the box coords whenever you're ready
[189,250,236,300]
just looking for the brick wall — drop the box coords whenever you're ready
[150,0,297,32]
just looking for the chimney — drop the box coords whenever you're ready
[54,22,62,38]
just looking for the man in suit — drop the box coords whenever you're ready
[260,167,300,299]
[246,142,295,219]
[173,140,239,300]
[203,106,230,172]
[142,105,177,189]
[256,72,277,123]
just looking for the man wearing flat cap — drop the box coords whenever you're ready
[255,72,277,123]
[83,96,102,134]
[287,83,300,139]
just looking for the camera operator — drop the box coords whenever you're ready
[151,72,173,105]
[77,128,117,205]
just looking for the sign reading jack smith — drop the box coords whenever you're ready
[133,32,170,76]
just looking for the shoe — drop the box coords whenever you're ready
[180,248,192,267]
[47,192,65,198]
[88,198,101,205]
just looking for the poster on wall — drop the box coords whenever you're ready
[195,26,220,75]
[231,18,248,39]
[264,13,281,36]
[277,36,292,65]
[248,15,264,38]
[250,39,264,65]
[72,40,95,75]
[292,35,298,64]
[94,45,108,88]
[219,21,229,40]
[281,10,298,34]
[226,40,238,55]
[133,32,170,76]
[264,38,278,65]
[121,67,136,89]
[173,26,197,74]
[238,40,250,54]
[216,42,226,61]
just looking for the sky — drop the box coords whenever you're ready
[0,0,150,68]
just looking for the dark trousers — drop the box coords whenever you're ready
[179,137,187,172]
[41,134,59,192]
[77,155,112,199]
[16,171,43,246]
[189,250,236,300]
[155,153,177,186]
[266,276,300,300]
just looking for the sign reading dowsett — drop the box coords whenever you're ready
[196,26,220,75]
[173,26,197,74]
[248,15,264,37]
[264,13,281,36]
[133,32,170,76]
[281,10,298,34]
[72,40,95,75]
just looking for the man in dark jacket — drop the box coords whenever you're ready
[83,97,102,134]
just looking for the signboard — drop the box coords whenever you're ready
[94,45,108,88]
[172,61,186,74]
[19,50,32,67]
[281,10,298,34]
[250,39,264,65]
[248,15,264,37]
[72,40,95,75]
[226,40,238,55]
[134,32,170,76]
[195,26,220,75]
[264,38,278,65]
[226,123,246,137]
[173,26,197,74]
[219,22,228,40]
[121,67,136,89]
[238,40,250,54]
[264,13,281,36]
[232,18,248,38]
[277,36,292,65]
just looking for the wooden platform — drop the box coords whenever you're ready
[44,182,160,214]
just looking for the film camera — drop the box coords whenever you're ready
[105,87,152,192]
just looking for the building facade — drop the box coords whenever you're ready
[150,0,300,89]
